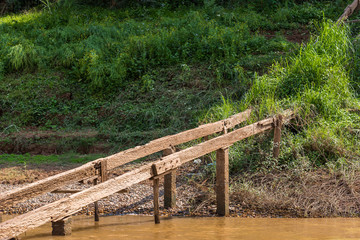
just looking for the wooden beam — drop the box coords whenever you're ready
[273,115,283,158]
[163,147,176,209]
[216,147,229,217]
[93,177,99,222]
[52,216,72,236]
[0,112,293,240]
[338,0,360,23]
[0,161,98,207]
[0,110,251,207]
[153,178,160,224]
[105,109,251,169]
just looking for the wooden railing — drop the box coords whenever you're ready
[0,109,294,240]
[0,109,251,207]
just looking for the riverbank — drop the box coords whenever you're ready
[1,160,359,218]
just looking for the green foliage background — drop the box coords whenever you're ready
[1,0,359,173]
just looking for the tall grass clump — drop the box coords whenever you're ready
[204,21,360,173]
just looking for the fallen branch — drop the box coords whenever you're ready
[337,0,360,23]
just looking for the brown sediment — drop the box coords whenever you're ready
[0,130,111,155]
[261,28,311,44]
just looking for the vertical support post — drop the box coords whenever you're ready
[273,115,283,159]
[52,216,72,236]
[94,160,107,222]
[153,177,160,224]
[216,147,229,217]
[93,177,100,222]
[163,147,176,209]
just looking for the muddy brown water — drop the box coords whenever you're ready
[4,215,360,240]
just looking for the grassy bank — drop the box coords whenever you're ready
[0,0,345,153]
[1,0,360,217]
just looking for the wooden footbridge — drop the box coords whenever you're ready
[0,109,294,240]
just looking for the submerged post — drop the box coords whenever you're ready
[216,147,229,217]
[273,115,283,159]
[153,177,160,224]
[163,147,176,209]
[52,216,72,236]
[93,177,100,222]
[94,160,107,222]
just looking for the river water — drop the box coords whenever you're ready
[8,215,360,240]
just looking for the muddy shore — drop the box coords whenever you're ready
[1,161,360,219]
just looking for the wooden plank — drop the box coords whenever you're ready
[152,158,181,176]
[153,178,160,224]
[338,0,360,22]
[0,112,292,239]
[51,216,72,236]
[0,110,250,207]
[216,147,229,217]
[105,109,251,169]
[0,161,98,207]
[163,146,176,209]
[273,115,283,158]
[100,160,108,182]
[0,165,153,240]
[93,177,99,222]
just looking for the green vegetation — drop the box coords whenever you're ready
[0,0,359,173]
[0,153,105,165]
[203,21,360,175]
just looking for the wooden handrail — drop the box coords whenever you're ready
[0,110,294,240]
[0,109,251,207]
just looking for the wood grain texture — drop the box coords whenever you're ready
[0,161,98,207]
[0,110,251,208]
[216,147,229,217]
[338,0,360,22]
[105,109,251,169]
[0,111,294,240]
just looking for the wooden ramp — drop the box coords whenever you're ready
[0,109,294,240]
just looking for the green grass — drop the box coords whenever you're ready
[1,0,358,170]
[203,21,360,174]
[0,1,315,149]
[0,153,106,165]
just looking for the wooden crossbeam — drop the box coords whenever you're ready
[0,110,251,208]
[0,111,293,240]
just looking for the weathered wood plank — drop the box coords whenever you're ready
[0,161,98,207]
[338,0,360,22]
[216,147,229,217]
[0,110,251,207]
[105,109,251,169]
[0,165,153,240]
[163,147,176,209]
[93,177,100,222]
[0,112,293,240]
[153,178,160,224]
[273,115,283,158]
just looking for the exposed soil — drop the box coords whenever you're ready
[0,130,111,155]
[262,28,311,44]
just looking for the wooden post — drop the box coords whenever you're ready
[216,147,229,217]
[273,115,283,159]
[94,160,107,222]
[163,147,176,209]
[93,177,100,222]
[153,178,160,224]
[52,216,72,236]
